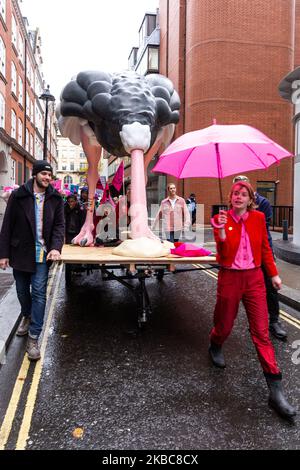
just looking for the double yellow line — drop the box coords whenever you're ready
[0,262,63,450]
[194,264,300,330]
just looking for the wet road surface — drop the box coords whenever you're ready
[0,264,299,450]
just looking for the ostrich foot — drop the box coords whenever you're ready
[112,237,172,258]
[72,222,95,247]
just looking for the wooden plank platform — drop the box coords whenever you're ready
[61,245,217,265]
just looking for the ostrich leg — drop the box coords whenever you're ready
[130,149,158,240]
[72,129,101,246]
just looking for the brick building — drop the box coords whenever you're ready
[0,0,57,217]
[159,0,296,222]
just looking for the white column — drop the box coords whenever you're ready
[294,116,300,246]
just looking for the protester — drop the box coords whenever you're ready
[232,175,287,341]
[64,194,86,244]
[0,160,64,361]
[209,181,296,420]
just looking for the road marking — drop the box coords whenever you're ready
[0,263,59,450]
[0,356,30,450]
[279,309,300,327]
[15,263,63,450]
[194,265,300,330]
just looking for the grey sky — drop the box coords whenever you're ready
[20,0,159,99]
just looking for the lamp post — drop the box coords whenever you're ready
[39,85,55,161]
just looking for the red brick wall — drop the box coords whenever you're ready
[159,0,295,222]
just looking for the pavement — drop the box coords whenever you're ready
[0,229,300,365]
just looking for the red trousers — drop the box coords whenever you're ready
[210,267,280,375]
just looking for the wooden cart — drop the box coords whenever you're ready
[61,245,217,327]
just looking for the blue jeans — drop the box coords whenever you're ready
[13,263,49,339]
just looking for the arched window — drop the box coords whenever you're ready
[0,92,5,128]
[0,36,6,77]
[64,175,73,185]
[11,62,17,95]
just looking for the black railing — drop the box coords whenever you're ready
[210,205,293,232]
[271,206,293,231]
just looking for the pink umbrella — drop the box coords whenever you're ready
[152,122,293,202]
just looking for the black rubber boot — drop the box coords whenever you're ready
[265,374,297,420]
[208,341,226,368]
[269,321,288,341]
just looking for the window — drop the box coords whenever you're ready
[30,133,34,155]
[11,109,16,138]
[70,162,74,171]
[11,62,17,95]
[12,159,16,183]
[257,181,277,206]
[17,161,22,185]
[0,0,6,21]
[0,36,5,77]
[18,32,24,63]
[62,165,67,171]
[0,92,5,128]
[11,15,17,49]
[30,100,34,122]
[25,128,29,151]
[18,117,22,145]
[26,91,30,115]
[148,47,159,71]
[18,76,23,104]
[64,175,73,185]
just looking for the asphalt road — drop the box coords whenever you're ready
[0,264,299,450]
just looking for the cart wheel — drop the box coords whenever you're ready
[156,270,165,281]
[65,264,72,287]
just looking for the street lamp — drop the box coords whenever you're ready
[39,85,55,161]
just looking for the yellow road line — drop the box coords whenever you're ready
[0,263,58,450]
[279,309,300,326]
[0,356,30,450]
[15,263,63,450]
[279,312,300,330]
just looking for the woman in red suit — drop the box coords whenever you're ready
[210,181,296,420]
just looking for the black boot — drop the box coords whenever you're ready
[269,321,288,341]
[208,341,226,368]
[265,373,297,420]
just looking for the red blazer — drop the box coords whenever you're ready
[212,210,278,278]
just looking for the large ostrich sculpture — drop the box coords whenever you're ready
[56,70,180,247]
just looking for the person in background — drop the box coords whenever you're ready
[64,194,86,244]
[186,193,197,230]
[232,175,287,341]
[0,160,64,361]
[152,183,191,242]
[210,180,296,420]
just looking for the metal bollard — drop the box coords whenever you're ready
[282,219,288,241]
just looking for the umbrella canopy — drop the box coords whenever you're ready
[153,123,292,179]
[152,123,293,202]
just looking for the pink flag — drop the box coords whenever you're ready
[97,176,106,191]
[111,161,124,192]
[51,180,62,191]
[99,183,116,207]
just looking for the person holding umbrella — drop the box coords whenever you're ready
[232,175,287,341]
[210,180,296,420]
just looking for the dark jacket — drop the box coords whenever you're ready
[255,192,273,248]
[0,179,65,273]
